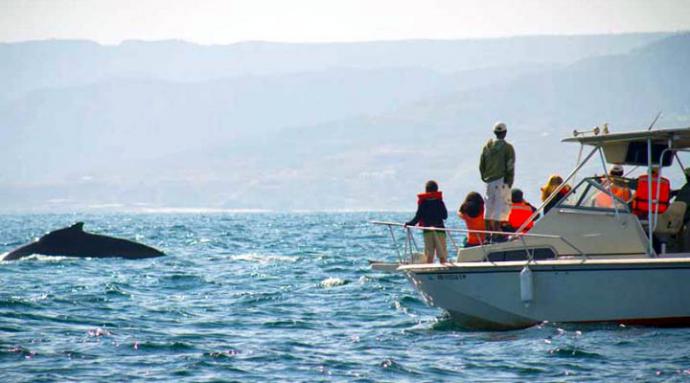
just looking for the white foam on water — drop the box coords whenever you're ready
[130,207,273,214]
[1,251,74,263]
[88,327,112,337]
[29,293,49,302]
[393,300,407,314]
[319,277,347,288]
[15,254,72,262]
[229,253,298,264]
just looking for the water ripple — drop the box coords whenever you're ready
[1,213,688,382]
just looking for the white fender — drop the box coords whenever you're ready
[520,265,533,307]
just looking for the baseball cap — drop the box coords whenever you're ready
[493,122,507,133]
[610,165,624,176]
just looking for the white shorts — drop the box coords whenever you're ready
[485,178,511,221]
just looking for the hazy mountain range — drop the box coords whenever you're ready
[1,32,689,212]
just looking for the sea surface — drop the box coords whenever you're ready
[2,212,690,382]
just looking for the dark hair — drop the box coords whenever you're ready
[511,188,524,203]
[460,191,484,218]
[495,131,507,139]
[425,180,438,193]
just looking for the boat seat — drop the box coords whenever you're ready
[654,201,687,254]
[654,201,687,236]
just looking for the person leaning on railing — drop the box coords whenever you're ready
[404,180,448,263]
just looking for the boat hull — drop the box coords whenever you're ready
[403,258,690,330]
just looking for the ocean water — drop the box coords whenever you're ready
[1,212,690,382]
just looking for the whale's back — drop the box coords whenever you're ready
[3,222,165,260]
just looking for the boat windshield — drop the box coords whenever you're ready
[558,177,630,212]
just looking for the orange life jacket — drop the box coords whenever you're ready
[612,183,632,202]
[509,202,534,232]
[461,206,486,246]
[633,174,670,216]
[594,184,630,208]
[593,190,611,208]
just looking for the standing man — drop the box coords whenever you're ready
[479,122,515,237]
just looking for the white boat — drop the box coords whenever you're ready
[376,127,690,330]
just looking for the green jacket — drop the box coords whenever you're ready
[479,138,515,186]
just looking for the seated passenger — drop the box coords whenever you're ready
[541,175,571,215]
[508,188,536,232]
[608,165,633,202]
[593,165,632,208]
[458,192,486,247]
[632,166,670,219]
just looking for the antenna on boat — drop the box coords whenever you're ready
[647,111,662,131]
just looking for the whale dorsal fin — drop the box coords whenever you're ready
[70,222,85,232]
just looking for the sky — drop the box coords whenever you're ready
[1,0,690,44]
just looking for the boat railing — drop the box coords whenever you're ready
[372,221,585,264]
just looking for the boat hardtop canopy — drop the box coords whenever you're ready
[563,127,690,147]
[563,127,690,166]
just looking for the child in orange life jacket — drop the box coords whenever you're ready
[405,180,448,263]
[508,188,536,232]
[458,192,486,247]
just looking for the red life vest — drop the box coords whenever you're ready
[460,206,485,246]
[509,202,534,232]
[633,175,670,216]
[415,191,443,227]
[417,191,443,205]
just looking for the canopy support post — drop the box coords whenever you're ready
[598,147,619,219]
[647,138,655,257]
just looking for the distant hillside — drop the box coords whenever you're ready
[0,33,688,212]
[0,33,670,101]
[0,67,455,181]
[368,32,690,137]
[252,33,690,209]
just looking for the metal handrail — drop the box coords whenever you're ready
[372,221,585,262]
[653,146,690,230]
[374,220,568,239]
